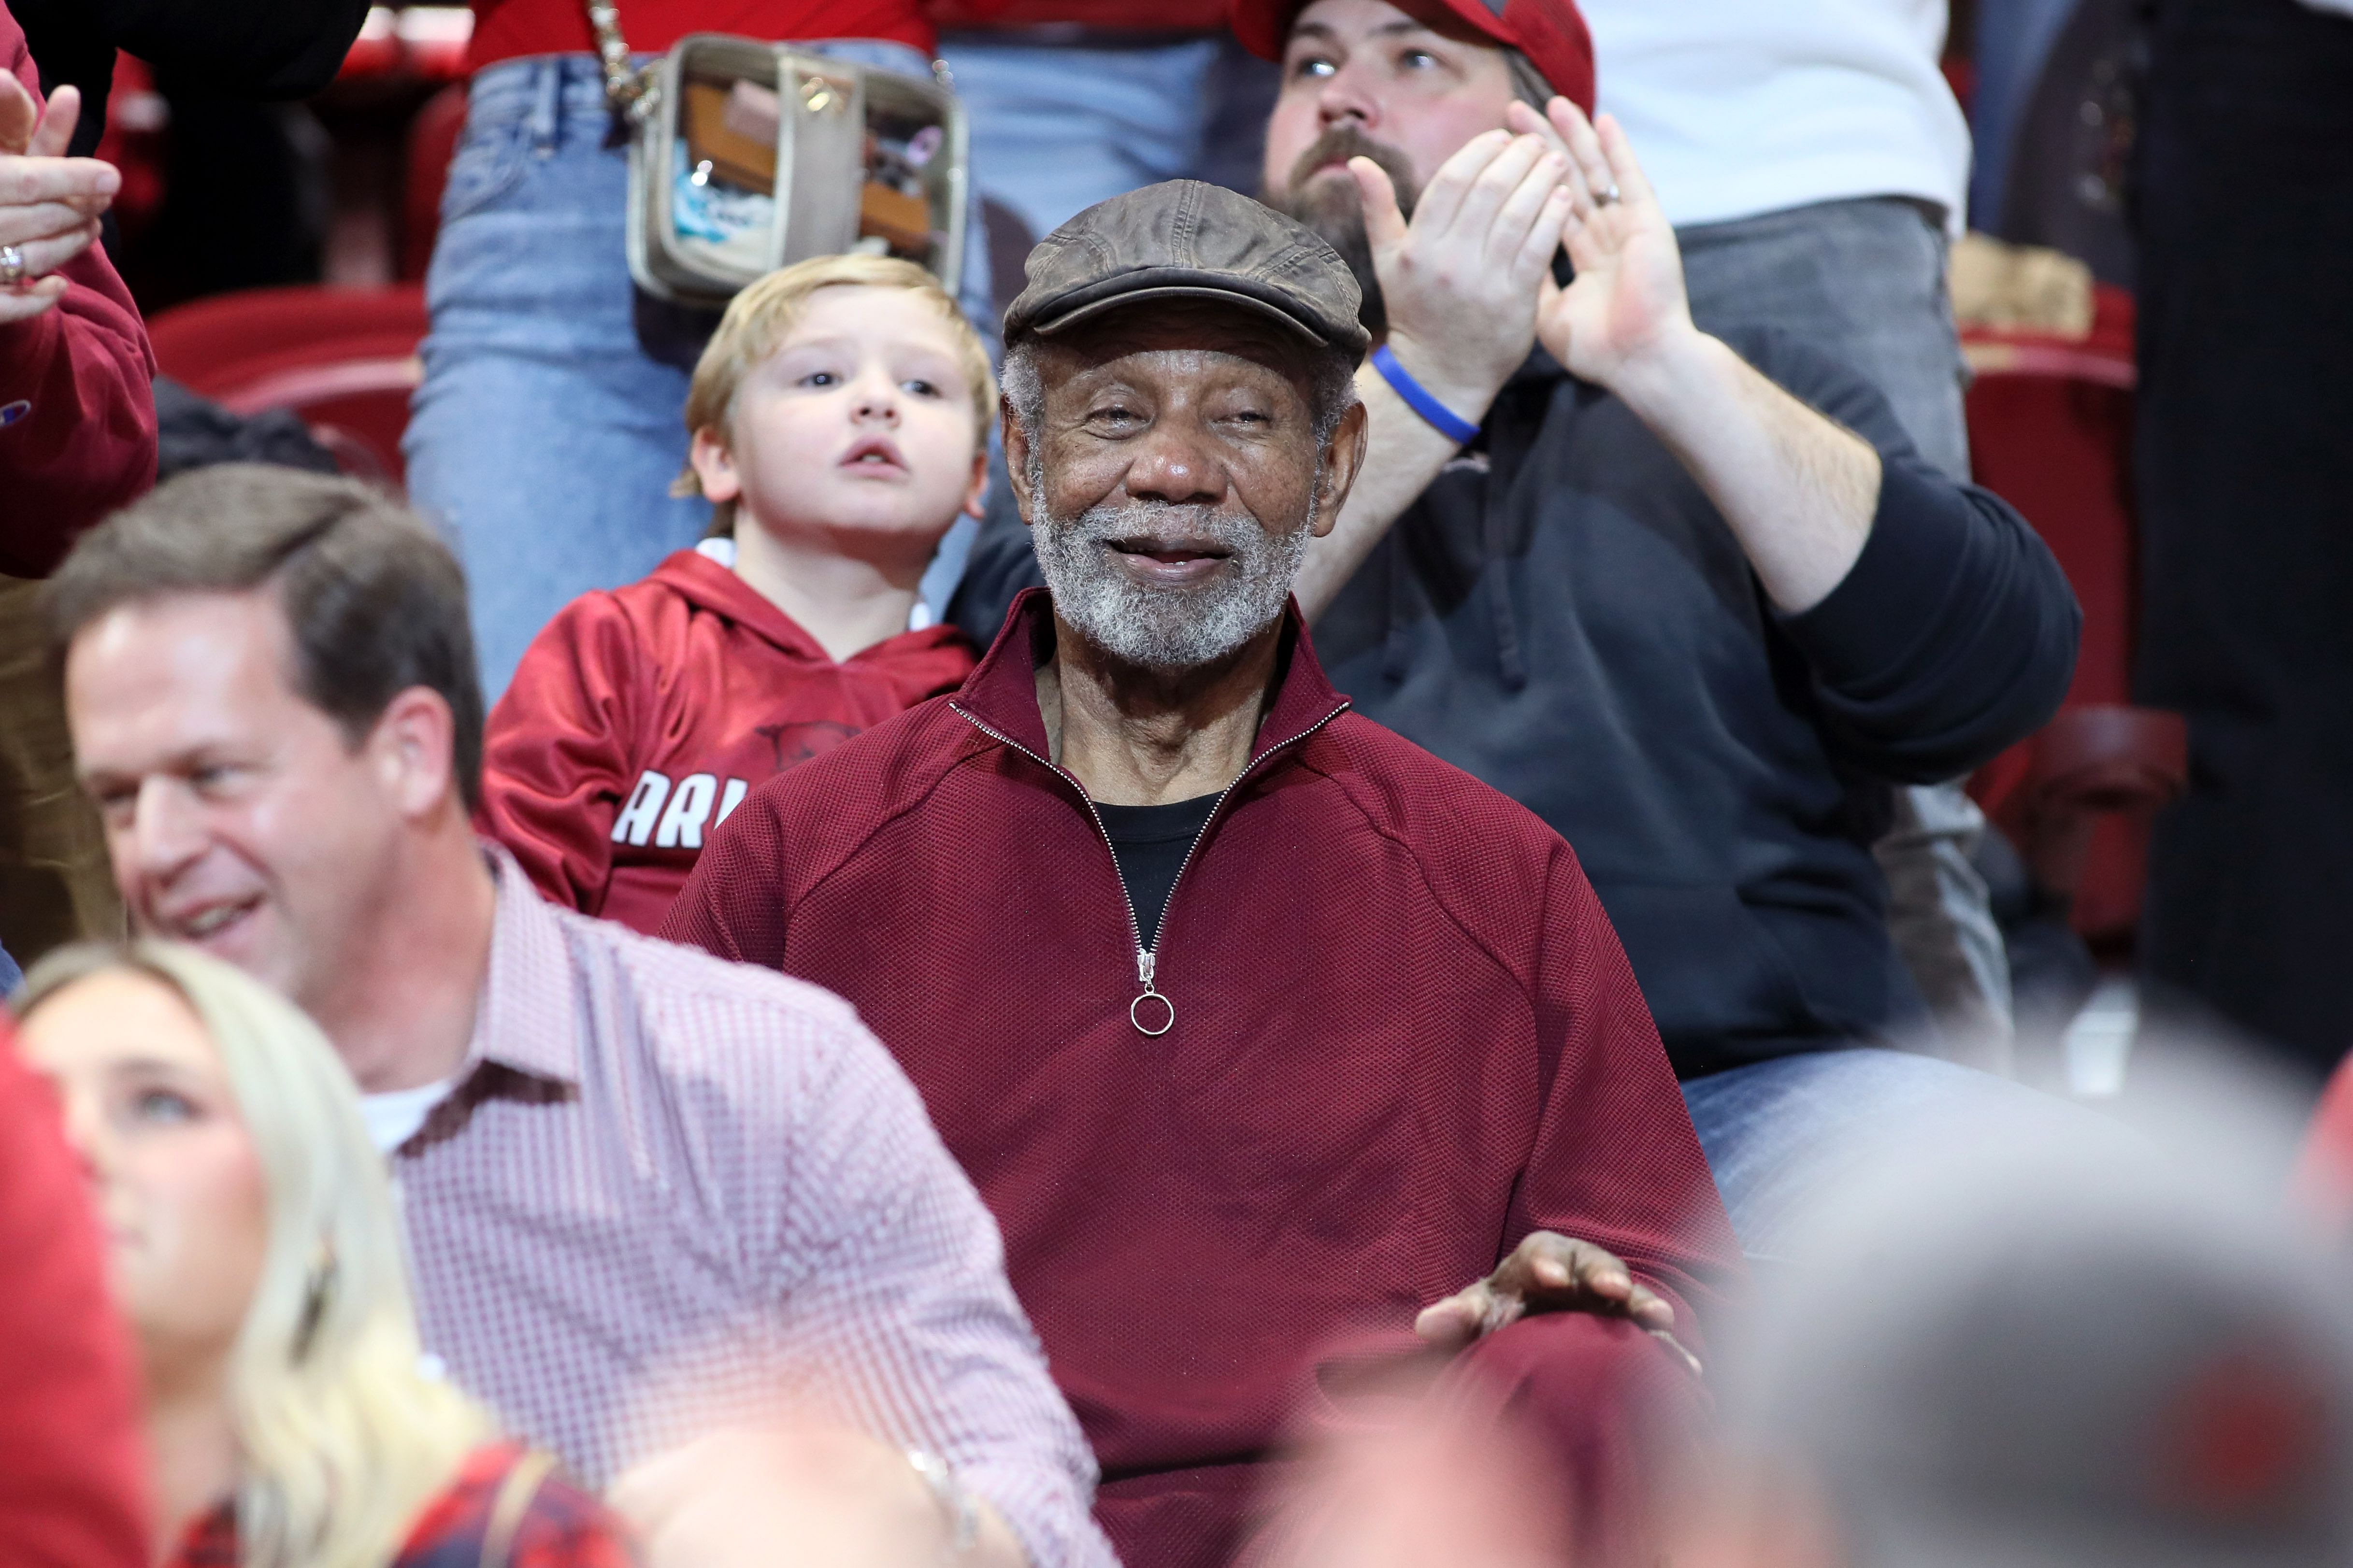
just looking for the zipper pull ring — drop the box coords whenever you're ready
[1130,947,1174,1037]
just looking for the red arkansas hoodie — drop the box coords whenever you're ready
[664,589,1740,1568]
[478,546,975,933]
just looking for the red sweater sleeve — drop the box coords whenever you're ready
[0,1026,150,1568]
[0,15,158,579]
[1506,842,1741,1351]
[476,594,648,917]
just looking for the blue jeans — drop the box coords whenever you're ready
[936,29,1278,245]
[407,46,993,699]
[1682,1048,2088,1261]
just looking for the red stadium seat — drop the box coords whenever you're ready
[146,284,430,489]
[1964,286,2186,953]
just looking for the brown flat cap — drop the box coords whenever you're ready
[1002,180,1369,362]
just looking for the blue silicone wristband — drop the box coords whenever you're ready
[1370,342,1480,446]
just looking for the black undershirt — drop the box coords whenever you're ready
[1093,792,1221,951]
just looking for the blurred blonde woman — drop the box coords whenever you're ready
[12,941,638,1568]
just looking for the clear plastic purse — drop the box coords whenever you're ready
[587,2,969,308]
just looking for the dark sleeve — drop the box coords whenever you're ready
[945,478,1042,648]
[0,1033,150,1568]
[71,0,372,101]
[1739,329,2081,783]
[10,0,113,156]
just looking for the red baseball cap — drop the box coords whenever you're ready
[1230,0,1595,116]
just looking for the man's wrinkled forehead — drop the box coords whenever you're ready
[1033,300,1321,390]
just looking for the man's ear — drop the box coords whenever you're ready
[1001,396,1034,524]
[689,427,742,505]
[367,687,460,822]
[1310,398,1371,538]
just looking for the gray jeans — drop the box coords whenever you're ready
[1677,197,2012,1062]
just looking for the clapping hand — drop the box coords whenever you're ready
[1344,123,1575,421]
[0,76,119,326]
[1513,97,1699,392]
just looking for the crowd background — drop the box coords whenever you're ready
[6,0,2353,1564]
[6,0,2349,1103]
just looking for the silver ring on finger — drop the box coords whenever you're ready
[1594,185,1621,208]
[0,245,24,289]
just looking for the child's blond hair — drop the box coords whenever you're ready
[672,255,995,531]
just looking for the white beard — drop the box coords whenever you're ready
[1028,486,1311,671]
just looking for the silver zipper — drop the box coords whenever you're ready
[950,698,1349,1037]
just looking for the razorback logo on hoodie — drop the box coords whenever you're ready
[608,718,875,849]
[611,770,751,850]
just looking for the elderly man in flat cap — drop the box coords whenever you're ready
[954,0,2083,1266]
[665,179,1738,1568]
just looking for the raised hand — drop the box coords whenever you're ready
[1517,98,1697,391]
[0,78,119,326]
[1346,126,1574,420]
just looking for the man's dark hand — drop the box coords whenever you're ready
[1415,1230,1682,1351]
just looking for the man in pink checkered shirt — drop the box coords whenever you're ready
[47,465,1116,1568]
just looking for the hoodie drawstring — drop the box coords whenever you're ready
[1482,383,1533,693]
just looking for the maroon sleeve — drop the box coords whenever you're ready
[658,779,789,966]
[475,595,646,917]
[0,1024,151,1568]
[663,790,772,964]
[0,15,158,579]
[1506,842,1741,1352]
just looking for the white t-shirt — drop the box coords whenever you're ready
[361,1076,458,1154]
[1580,0,1971,235]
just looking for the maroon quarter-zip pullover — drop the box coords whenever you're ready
[664,589,1740,1567]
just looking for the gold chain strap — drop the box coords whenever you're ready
[582,0,658,122]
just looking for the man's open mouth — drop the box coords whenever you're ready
[169,896,261,941]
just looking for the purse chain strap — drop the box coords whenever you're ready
[583,0,658,123]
